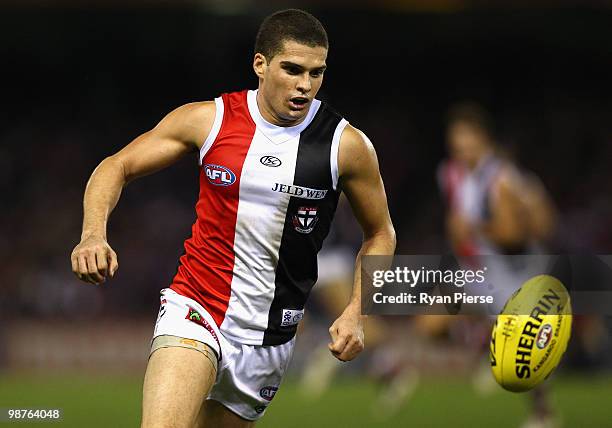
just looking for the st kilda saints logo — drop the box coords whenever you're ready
[260,156,282,167]
[293,206,318,234]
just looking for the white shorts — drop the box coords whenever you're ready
[152,288,296,421]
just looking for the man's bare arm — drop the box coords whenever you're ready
[71,102,216,285]
[327,125,396,362]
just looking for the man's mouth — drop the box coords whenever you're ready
[289,96,309,110]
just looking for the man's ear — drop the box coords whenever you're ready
[253,53,267,79]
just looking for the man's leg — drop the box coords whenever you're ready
[195,399,255,428]
[141,345,217,428]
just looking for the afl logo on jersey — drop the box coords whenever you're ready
[204,164,236,186]
[260,156,282,167]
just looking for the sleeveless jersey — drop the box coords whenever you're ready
[438,154,506,256]
[170,89,349,346]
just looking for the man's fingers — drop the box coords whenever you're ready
[71,237,117,285]
[96,251,109,278]
[72,254,88,283]
[108,250,119,277]
[77,255,94,284]
[334,337,364,362]
[328,325,337,342]
[328,332,349,354]
[85,253,104,284]
[327,317,365,362]
[70,254,79,276]
[346,337,364,358]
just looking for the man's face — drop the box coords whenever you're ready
[254,40,327,125]
[447,121,491,169]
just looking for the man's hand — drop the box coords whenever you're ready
[71,235,118,285]
[328,310,365,362]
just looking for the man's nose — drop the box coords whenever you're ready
[296,73,312,93]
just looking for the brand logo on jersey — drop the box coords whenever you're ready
[260,156,282,167]
[280,308,304,327]
[204,164,236,186]
[259,386,278,401]
[272,183,328,200]
[536,323,553,349]
[185,306,220,348]
[254,405,267,414]
[293,206,319,234]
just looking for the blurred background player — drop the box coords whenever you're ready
[437,102,558,428]
[439,102,556,262]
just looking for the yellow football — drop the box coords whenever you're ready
[489,274,572,392]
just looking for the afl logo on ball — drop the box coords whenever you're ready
[204,164,236,186]
[536,324,553,349]
[260,156,282,167]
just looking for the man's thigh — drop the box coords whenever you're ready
[196,399,255,428]
[141,345,217,428]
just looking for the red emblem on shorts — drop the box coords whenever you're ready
[185,306,221,349]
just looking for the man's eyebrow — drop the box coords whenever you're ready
[280,61,302,68]
[279,61,327,71]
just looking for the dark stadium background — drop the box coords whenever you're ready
[1,1,611,427]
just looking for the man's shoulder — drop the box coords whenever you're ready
[155,101,217,148]
[179,100,217,118]
[339,124,373,153]
[337,124,378,180]
[170,101,217,133]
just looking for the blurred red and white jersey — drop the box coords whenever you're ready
[438,154,549,312]
[438,154,512,256]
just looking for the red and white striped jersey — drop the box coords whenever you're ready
[438,155,505,256]
[437,154,534,256]
[170,89,349,346]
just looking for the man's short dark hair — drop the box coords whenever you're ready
[447,101,494,138]
[254,9,328,61]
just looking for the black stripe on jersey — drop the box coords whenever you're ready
[263,103,343,346]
